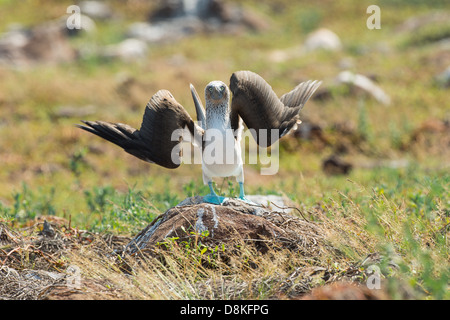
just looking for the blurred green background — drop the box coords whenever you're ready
[0,0,448,226]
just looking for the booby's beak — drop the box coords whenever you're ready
[207,83,227,101]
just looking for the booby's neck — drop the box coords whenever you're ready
[205,101,230,130]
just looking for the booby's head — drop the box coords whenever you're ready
[205,81,229,105]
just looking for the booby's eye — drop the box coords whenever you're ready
[208,87,214,93]
[220,85,226,92]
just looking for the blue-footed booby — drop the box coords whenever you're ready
[77,71,321,205]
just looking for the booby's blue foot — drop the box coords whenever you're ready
[203,182,228,205]
[203,194,228,205]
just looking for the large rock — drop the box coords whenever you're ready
[124,196,324,256]
[78,1,114,20]
[303,28,342,52]
[322,155,353,176]
[336,71,391,106]
[101,38,148,62]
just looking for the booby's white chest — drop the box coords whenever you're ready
[201,107,242,178]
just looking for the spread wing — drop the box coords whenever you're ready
[229,70,321,147]
[77,90,202,169]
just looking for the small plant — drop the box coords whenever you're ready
[220,179,236,198]
[83,185,115,213]
[183,179,210,198]
[297,8,322,34]
[157,227,225,270]
[389,121,403,150]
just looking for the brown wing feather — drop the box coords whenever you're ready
[77,90,196,169]
[229,70,321,147]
